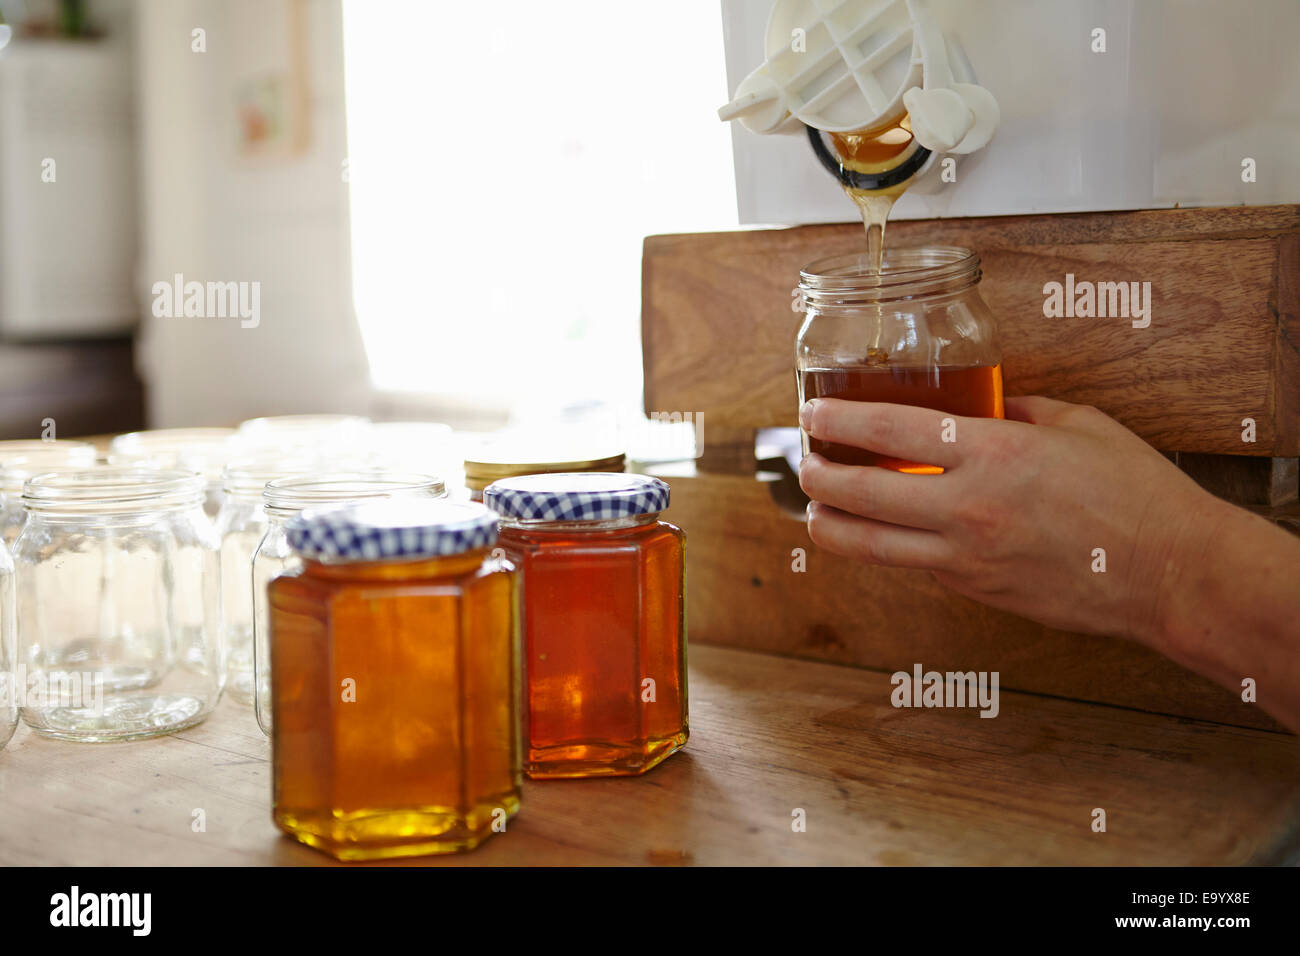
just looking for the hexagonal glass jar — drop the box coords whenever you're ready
[485,472,688,779]
[268,499,520,860]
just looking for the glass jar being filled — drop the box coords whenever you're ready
[252,472,446,734]
[484,472,687,778]
[270,499,519,860]
[13,468,222,741]
[796,246,1004,474]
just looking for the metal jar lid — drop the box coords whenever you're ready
[463,445,625,492]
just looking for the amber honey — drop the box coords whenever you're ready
[496,517,687,779]
[800,363,1005,473]
[269,545,520,860]
[828,116,919,273]
[828,119,916,173]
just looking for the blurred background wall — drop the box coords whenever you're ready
[0,0,142,436]
[133,0,369,427]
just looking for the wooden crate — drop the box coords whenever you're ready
[641,205,1300,731]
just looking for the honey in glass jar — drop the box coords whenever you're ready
[269,499,519,860]
[484,473,687,779]
[796,246,1004,474]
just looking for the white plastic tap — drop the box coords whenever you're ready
[718,0,998,155]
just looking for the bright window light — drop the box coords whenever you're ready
[342,1,738,422]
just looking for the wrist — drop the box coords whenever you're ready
[1131,486,1235,655]
[1125,479,1300,732]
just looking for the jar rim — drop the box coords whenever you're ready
[0,438,97,460]
[262,471,445,513]
[22,467,205,514]
[108,428,237,479]
[800,245,980,301]
[237,413,370,436]
[221,457,343,497]
[498,512,661,531]
[0,449,101,492]
[110,427,236,449]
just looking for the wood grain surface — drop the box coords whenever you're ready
[1,645,1297,866]
[642,204,1300,455]
[652,463,1286,733]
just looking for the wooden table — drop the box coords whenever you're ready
[2,644,1297,866]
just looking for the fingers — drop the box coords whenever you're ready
[1004,395,1076,425]
[799,453,949,531]
[1005,396,1131,448]
[800,398,975,470]
[805,502,952,570]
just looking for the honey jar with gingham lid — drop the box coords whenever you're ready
[485,472,687,779]
[269,498,520,860]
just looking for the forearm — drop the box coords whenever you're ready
[1151,495,1300,731]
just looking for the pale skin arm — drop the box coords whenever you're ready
[797,395,1300,731]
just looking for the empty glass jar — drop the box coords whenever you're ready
[796,246,1004,473]
[361,421,456,484]
[108,427,238,517]
[0,544,15,751]
[252,472,446,734]
[215,459,330,706]
[14,468,222,741]
[237,414,371,456]
[0,440,98,547]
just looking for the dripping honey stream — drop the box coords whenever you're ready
[806,116,1006,473]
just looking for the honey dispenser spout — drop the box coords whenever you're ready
[717,0,999,156]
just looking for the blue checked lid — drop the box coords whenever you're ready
[483,472,669,522]
[285,499,498,562]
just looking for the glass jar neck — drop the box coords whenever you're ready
[225,487,266,505]
[800,246,980,308]
[262,493,436,523]
[261,475,445,520]
[301,548,490,581]
[498,512,660,533]
[22,470,206,518]
[264,505,302,524]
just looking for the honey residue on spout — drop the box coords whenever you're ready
[827,116,917,274]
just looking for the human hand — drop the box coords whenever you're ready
[797,395,1227,646]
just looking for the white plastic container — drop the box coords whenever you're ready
[718,0,997,153]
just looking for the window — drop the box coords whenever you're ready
[342,0,737,429]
